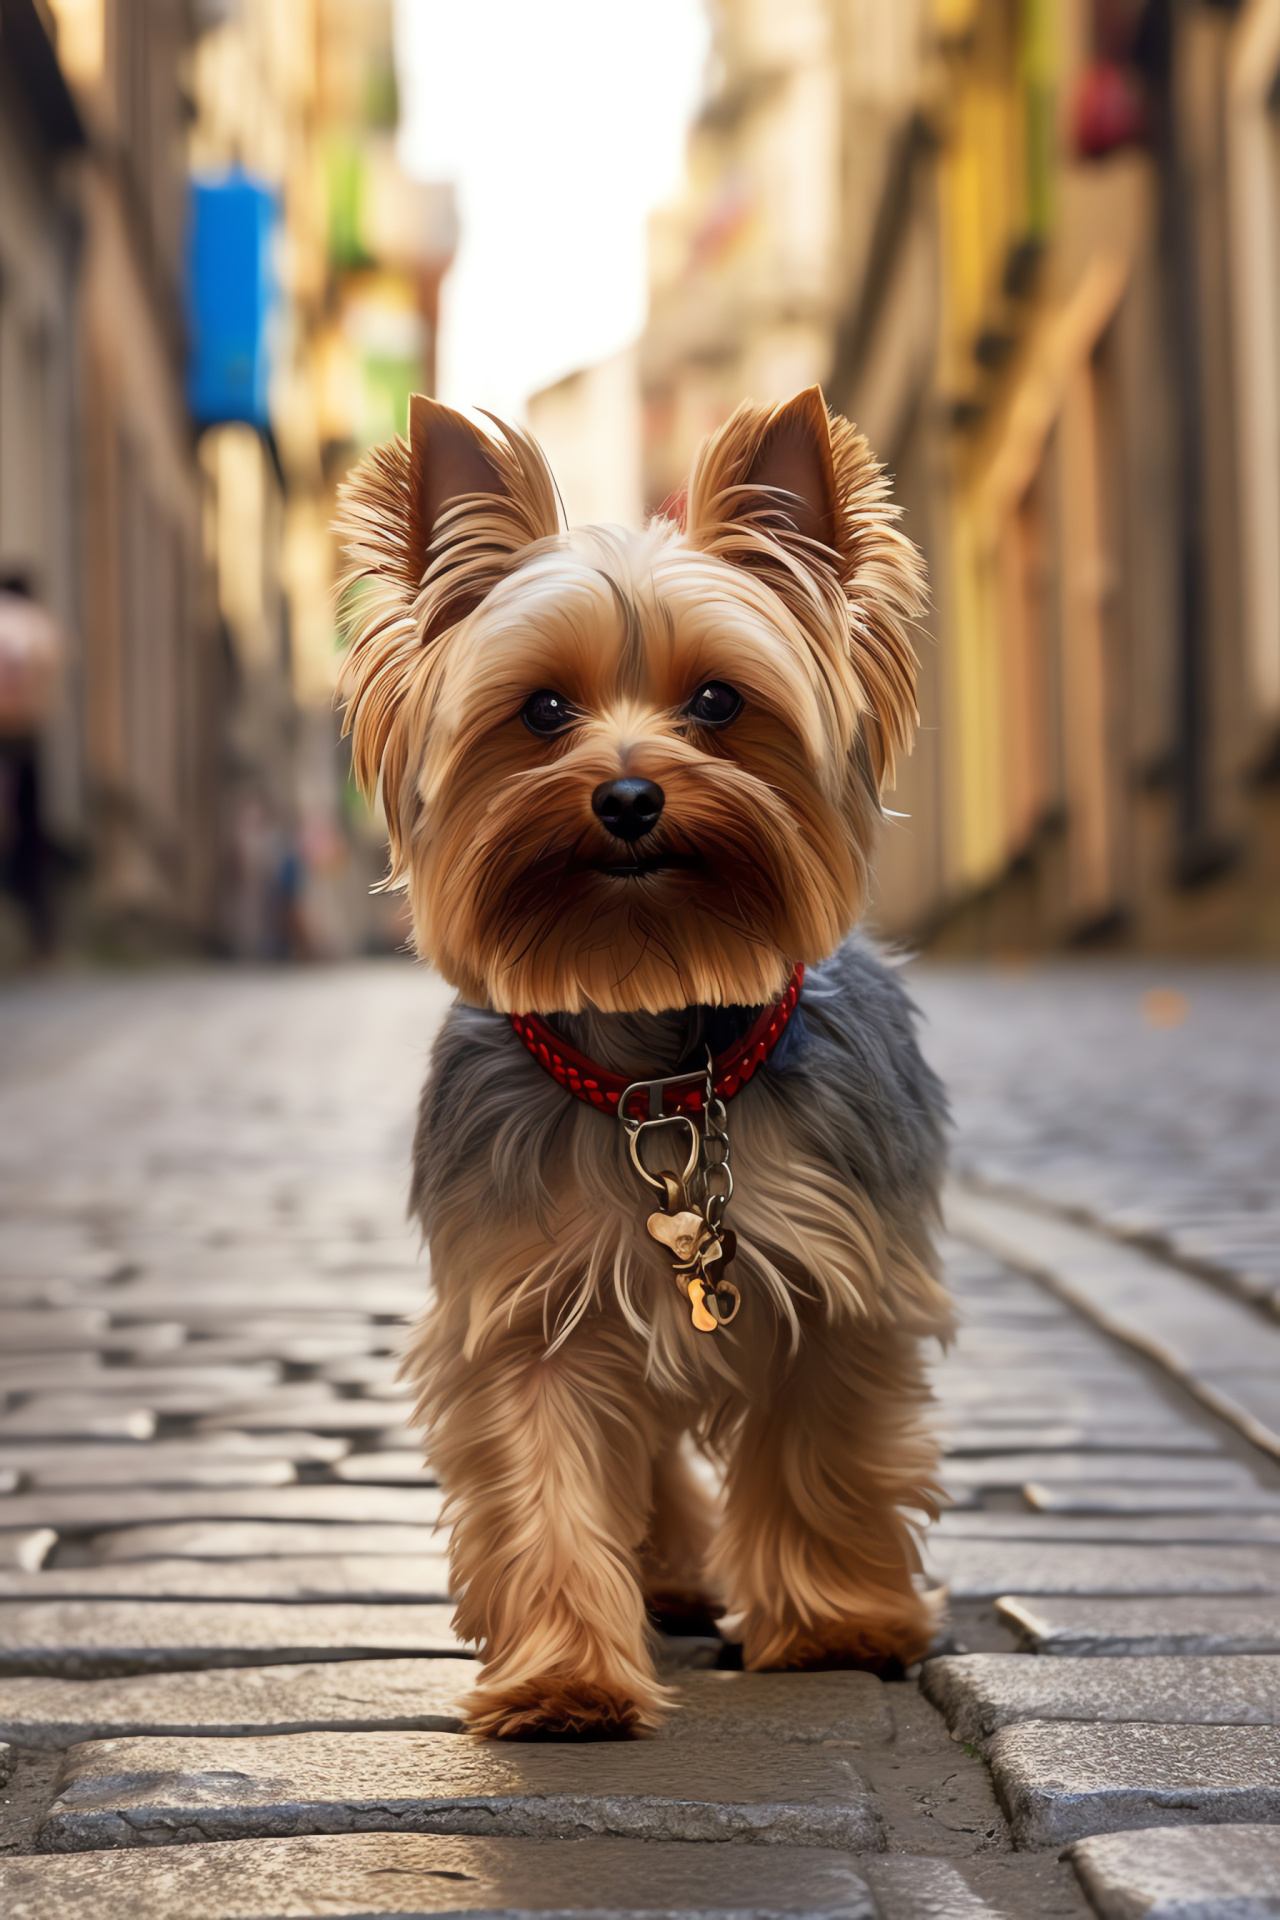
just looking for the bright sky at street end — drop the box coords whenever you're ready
[395,0,710,423]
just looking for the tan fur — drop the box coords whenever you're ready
[337,389,949,1738]
[412,1090,949,1732]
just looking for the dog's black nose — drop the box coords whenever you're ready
[592,777,665,842]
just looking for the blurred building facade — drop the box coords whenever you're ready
[2,0,221,959]
[0,0,452,967]
[182,0,455,958]
[639,0,1280,955]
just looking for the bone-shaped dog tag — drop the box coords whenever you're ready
[647,1209,708,1264]
[686,1279,720,1332]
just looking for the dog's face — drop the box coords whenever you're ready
[339,388,923,1014]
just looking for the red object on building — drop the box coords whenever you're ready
[1075,60,1146,158]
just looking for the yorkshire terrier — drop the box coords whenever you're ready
[338,386,952,1739]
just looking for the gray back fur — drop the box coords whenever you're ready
[412,936,947,1260]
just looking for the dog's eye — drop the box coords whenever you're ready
[686,681,743,728]
[522,689,576,736]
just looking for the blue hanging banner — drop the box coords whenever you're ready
[186,172,278,431]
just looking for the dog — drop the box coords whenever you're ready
[337,386,952,1738]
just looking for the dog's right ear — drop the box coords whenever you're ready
[407,398,561,640]
[336,398,560,856]
[409,397,508,582]
[337,394,561,651]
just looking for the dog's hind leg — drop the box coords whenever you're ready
[424,1312,670,1739]
[709,1307,943,1675]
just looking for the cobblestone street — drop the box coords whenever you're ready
[0,959,1278,1917]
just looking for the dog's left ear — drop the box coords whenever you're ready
[686,385,838,554]
[335,398,561,869]
[683,387,926,784]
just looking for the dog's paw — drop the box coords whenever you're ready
[742,1606,936,1677]
[464,1678,659,1741]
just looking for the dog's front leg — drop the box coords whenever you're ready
[711,1305,942,1675]
[422,1311,669,1738]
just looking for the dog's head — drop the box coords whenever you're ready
[337,386,924,1014]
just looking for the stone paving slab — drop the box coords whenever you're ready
[0,1401,156,1441]
[665,1670,894,1746]
[949,1324,1124,1353]
[0,1600,469,1674]
[332,1452,428,1483]
[866,1854,1091,1919]
[319,1356,404,1387]
[0,1227,117,1279]
[0,1656,470,1744]
[0,1432,354,1479]
[929,1540,1280,1597]
[948,1188,1280,1460]
[0,1833,878,1920]
[0,1662,891,1749]
[928,1483,982,1512]
[943,1358,1135,1385]
[197,1399,418,1433]
[987,1718,1280,1847]
[40,1728,883,1851]
[1069,1824,1280,1919]
[128,1317,399,1340]
[0,1307,112,1348]
[0,1355,112,1391]
[996,1594,1280,1656]
[87,1520,447,1560]
[0,1449,299,1489]
[1195,1367,1280,1411]
[143,1333,402,1365]
[931,1374,1165,1406]
[142,1379,344,1409]
[370,1425,425,1451]
[934,1395,1180,1423]
[84,1283,422,1320]
[0,1529,54,1571]
[0,1321,186,1355]
[935,1394,1187,1427]
[0,1554,452,1602]
[1025,1481,1280,1514]
[942,1452,1253,1488]
[931,1359,1167,1388]
[863,1858,1006,1919]
[204,1430,355,1462]
[33,1363,285,1394]
[16,1385,284,1420]
[939,1425,1220,1454]
[0,1484,443,1528]
[922,1652,1280,1746]
[938,1511,1280,1544]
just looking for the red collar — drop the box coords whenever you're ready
[511,966,804,1121]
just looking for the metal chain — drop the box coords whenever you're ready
[698,1089,732,1234]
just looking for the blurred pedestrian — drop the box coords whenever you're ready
[0,575,63,962]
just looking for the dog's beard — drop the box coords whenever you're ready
[418,745,866,1015]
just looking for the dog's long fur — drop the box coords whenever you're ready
[337,388,952,1738]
